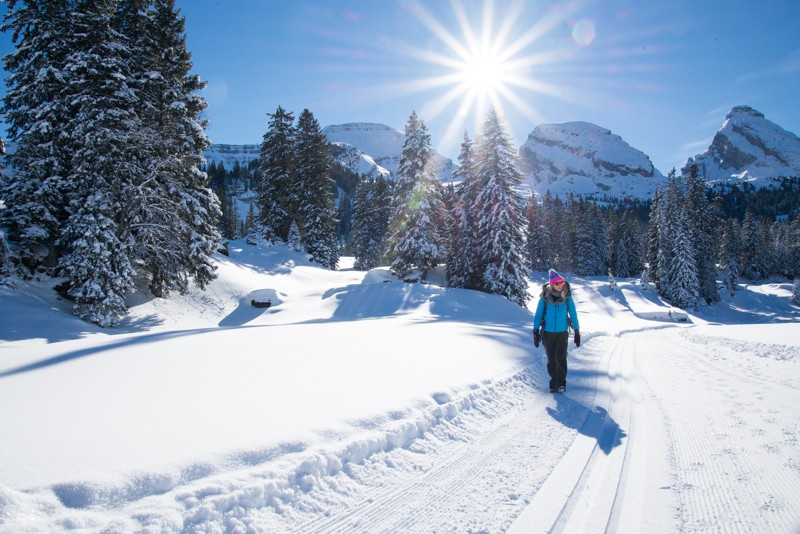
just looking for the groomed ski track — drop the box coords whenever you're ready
[285,326,800,533]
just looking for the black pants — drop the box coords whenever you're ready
[542,330,569,390]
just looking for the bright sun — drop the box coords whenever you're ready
[461,52,507,95]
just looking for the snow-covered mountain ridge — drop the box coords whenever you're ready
[682,105,800,187]
[202,106,800,200]
[518,121,666,200]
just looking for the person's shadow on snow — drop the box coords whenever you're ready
[546,395,626,455]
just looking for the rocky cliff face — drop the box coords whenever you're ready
[682,106,800,186]
[518,121,666,200]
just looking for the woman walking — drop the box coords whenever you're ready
[533,269,581,393]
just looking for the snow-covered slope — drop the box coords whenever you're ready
[323,122,457,182]
[682,105,800,186]
[1,243,799,532]
[518,121,666,200]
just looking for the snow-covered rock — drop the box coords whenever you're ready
[682,105,800,187]
[518,121,666,200]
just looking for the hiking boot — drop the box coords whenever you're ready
[557,386,566,393]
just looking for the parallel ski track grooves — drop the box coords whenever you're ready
[295,388,556,533]
[550,336,630,533]
[647,329,800,533]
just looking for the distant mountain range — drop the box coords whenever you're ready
[204,106,800,201]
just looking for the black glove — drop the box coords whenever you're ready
[574,330,581,347]
[533,330,541,348]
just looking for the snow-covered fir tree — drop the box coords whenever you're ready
[720,218,741,297]
[572,198,608,276]
[388,112,446,277]
[684,165,719,304]
[295,109,338,269]
[258,106,296,242]
[352,177,391,271]
[391,177,446,281]
[1,0,77,270]
[56,0,144,325]
[118,0,220,297]
[668,211,699,310]
[475,109,529,307]
[393,111,431,212]
[525,195,548,273]
[287,220,303,252]
[646,189,663,287]
[612,212,642,278]
[446,131,482,289]
[793,278,800,306]
[740,209,771,281]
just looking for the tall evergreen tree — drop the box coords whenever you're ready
[258,106,296,242]
[475,109,529,306]
[719,218,742,297]
[1,0,77,270]
[388,112,444,276]
[295,109,338,269]
[56,0,142,325]
[525,194,548,272]
[123,0,220,297]
[740,209,771,280]
[446,132,481,289]
[684,164,719,304]
[391,177,446,281]
[572,199,608,276]
[646,190,662,286]
[352,176,391,271]
[668,214,699,310]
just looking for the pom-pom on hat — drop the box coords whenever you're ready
[549,269,565,286]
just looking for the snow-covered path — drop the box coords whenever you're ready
[512,327,800,534]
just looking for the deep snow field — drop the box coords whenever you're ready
[1,240,799,533]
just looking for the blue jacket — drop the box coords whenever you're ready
[533,293,579,333]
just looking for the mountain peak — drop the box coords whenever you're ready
[683,106,800,185]
[727,105,765,119]
[518,121,665,200]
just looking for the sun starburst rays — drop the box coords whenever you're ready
[396,0,585,154]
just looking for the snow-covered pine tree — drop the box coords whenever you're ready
[740,209,771,281]
[539,192,560,271]
[475,109,529,307]
[613,212,642,278]
[719,218,741,297]
[57,0,141,325]
[295,109,338,269]
[525,194,548,273]
[446,131,482,289]
[120,0,220,296]
[386,111,432,262]
[572,199,608,276]
[657,170,683,302]
[391,176,446,281]
[352,177,391,271]
[684,164,719,304]
[668,210,699,310]
[258,106,297,242]
[287,220,303,252]
[793,278,800,306]
[1,0,77,271]
[646,190,662,287]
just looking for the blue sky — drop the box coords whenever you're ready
[2,0,800,174]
